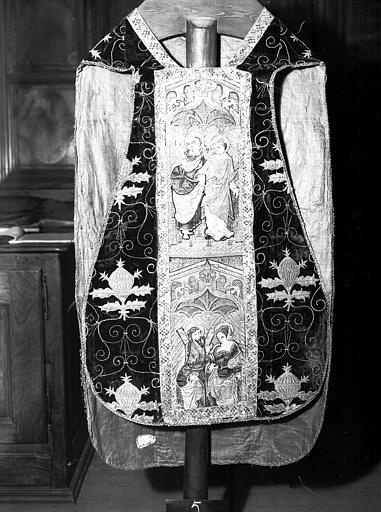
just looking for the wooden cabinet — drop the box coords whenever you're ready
[0,242,92,502]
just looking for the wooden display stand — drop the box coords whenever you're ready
[166,16,227,512]
[137,2,263,510]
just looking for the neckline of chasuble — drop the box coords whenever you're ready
[127,7,274,69]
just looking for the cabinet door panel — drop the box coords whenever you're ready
[0,454,50,486]
[0,269,47,444]
[0,302,17,442]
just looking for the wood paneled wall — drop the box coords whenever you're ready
[0,0,104,199]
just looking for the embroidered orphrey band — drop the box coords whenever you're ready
[155,67,257,425]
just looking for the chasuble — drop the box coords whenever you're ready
[75,6,333,468]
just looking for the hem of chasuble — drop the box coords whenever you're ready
[82,374,330,469]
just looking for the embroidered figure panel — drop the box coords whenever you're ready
[155,68,257,425]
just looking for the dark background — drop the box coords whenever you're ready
[142,0,380,500]
[0,0,380,505]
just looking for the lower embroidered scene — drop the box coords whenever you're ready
[172,259,245,410]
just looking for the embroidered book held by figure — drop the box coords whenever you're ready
[75,6,333,468]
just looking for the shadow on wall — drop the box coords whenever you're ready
[303,0,381,488]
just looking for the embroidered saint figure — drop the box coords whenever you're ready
[200,135,239,241]
[176,324,242,409]
[176,326,211,409]
[207,324,242,406]
[171,136,206,240]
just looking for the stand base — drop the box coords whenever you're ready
[166,499,229,512]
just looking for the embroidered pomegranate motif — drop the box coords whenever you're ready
[89,259,154,319]
[259,248,318,310]
[105,374,150,418]
[258,363,315,415]
[107,260,139,299]
[277,253,301,291]
[266,363,309,406]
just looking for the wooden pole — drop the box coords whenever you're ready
[183,427,210,500]
[186,17,217,68]
[182,16,217,502]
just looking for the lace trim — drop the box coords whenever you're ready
[226,8,274,67]
[127,9,180,68]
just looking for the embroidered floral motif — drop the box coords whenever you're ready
[113,158,150,209]
[89,48,102,60]
[106,374,160,421]
[259,249,318,310]
[256,78,270,97]
[90,259,154,320]
[86,19,127,68]
[258,363,315,414]
[260,158,283,170]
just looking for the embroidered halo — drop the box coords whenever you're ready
[182,323,205,338]
[208,134,231,153]
[214,323,234,339]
